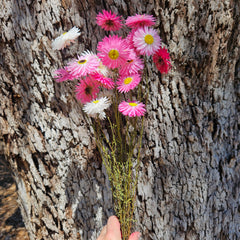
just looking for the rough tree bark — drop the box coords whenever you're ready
[0,0,239,239]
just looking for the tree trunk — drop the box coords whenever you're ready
[0,0,239,239]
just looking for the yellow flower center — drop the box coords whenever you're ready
[129,102,138,107]
[93,100,99,104]
[108,49,119,60]
[62,32,67,35]
[124,77,133,85]
[144,34,154,44]
[78,59,87,64]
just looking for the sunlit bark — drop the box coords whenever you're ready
[0,0,239,239]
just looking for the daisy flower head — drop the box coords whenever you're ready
[75,77,100,104]
[91,72,115,89]
[96,10,122,31]
[117,74,141,93]
[82,51,110,76]
[97,35,130,69]
[52,26,81,50]
[126,14,156,29]
[133,27,161,56]
[118,101,146,117]
[53,67,75,82]
[119,50,144,75]
[81,50,101,68]
[153,47,171,74]
[67,54,100,78]
[83,97,111,120]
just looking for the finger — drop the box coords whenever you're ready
[97,225,107,240]
[106,216,121,239]
[128,232,141,240]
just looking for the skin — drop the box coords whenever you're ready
[97,216,141,240]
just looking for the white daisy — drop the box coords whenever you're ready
[133,27,161,56]
[52,26,81,50]
[83,97,111,119]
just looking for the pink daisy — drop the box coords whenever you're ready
[118,101,146,117]
[96,10,122,31]
[75,77,100,104]
[67,54,100,78]
[119,50,144,75]
[53,67,75,82]
[125,14,156,28]
[117,74,141,93]
[82,51,111,76]
[97,35,130,69]
[153,47,171,74]
[91,72,115,89]
[133,27,161,56]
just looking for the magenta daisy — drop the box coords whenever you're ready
[117,74,141,93]
[75,77,100,104]
[97,35,130,69]
[125,14,156,28]
[96,10,122,31]
[91,72,115,89]
[53,67,75,82]
[119,50,144,75]
[67,54,100,78]
[118,101,146,117]
[153,47,171,74]
[133,27,161,56]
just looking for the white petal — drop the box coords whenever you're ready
[52,26,81,50]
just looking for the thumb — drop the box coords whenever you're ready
[128,232,141,240]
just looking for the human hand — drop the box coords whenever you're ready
[97,216,141,240]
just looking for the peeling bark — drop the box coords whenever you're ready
[0,0,239,239]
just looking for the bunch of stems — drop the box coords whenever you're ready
[91,60,149,240]
[93,109,144,239]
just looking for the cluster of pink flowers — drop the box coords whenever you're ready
[53,10,171,118]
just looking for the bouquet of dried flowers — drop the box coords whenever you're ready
[52,10,171,240]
